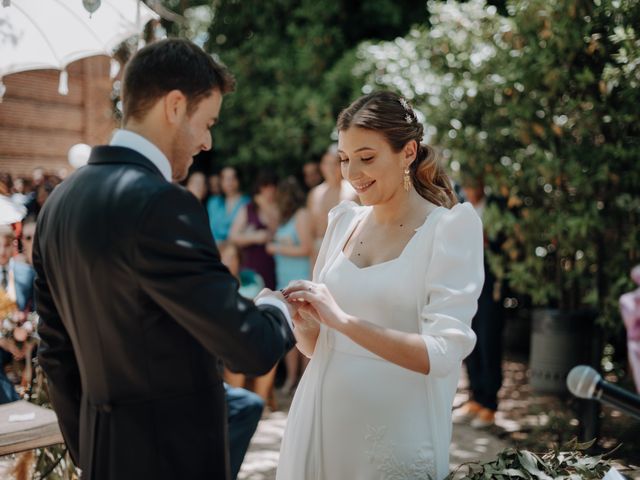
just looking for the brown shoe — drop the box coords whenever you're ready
[452,401,482,424]
[470,408,496,428]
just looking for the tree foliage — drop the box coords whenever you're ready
[198,0,428,176]
[359,0,640,331]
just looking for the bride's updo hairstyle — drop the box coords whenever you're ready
[336,91,458,208]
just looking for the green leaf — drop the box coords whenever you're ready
[517,451,553,480]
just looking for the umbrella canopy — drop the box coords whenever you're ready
[0,195,26,225]
[0,0,159,83]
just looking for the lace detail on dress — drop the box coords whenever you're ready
[365,425,436,480]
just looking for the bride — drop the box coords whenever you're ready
[277,91,484,480]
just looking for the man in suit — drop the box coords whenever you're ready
[33,39,296,480]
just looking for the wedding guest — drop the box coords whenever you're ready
[307,144,357,267]
[302,161,322,190]
[229,171,280,407]
[206,166,250,246]
[620,265,640,393]
[266,177,313,393]
[11,178,34,210]
[0,225,22,404]
[229,171,279,290]
[33,182,54,217]
[0,174,12,197]
[453,175,504,428]
[185,171,208,204]
[31,167,45,189]
[208,172,221,197]
[17,217,36,266]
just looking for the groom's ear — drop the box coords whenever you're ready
[164,90,188,125]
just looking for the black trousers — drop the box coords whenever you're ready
[466,267,504,411]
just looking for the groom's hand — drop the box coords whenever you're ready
[255,288,297,318]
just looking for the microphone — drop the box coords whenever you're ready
[567,365,640,420]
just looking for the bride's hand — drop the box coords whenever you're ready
[291,302,321,332]
[283,281,351,332]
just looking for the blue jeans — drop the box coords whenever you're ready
[225,384,264,480]
[0,354,19,404]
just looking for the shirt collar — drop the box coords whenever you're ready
[109,129,173,182]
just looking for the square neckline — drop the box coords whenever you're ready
[339,205,444,271]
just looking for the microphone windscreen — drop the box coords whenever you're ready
[567,365,601,399]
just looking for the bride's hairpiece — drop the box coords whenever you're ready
[399,97,413,124]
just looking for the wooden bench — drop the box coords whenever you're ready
[0,400,63,455]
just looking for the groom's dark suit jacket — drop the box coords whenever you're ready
[33,146,295,480]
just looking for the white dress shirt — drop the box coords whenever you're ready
[110,129,173,182]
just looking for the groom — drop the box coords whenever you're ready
[33,39,295,480]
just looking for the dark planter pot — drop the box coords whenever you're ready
[529,308,595,394]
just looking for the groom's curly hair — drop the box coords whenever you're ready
[121,38,235,123]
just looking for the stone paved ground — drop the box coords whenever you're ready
[238,410,509,480]
[3,355,638,478]
[238,379,509,480]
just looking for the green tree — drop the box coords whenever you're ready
[358,0,640,333]
[200,0,428,177]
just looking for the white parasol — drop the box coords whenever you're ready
[0,0,159,97]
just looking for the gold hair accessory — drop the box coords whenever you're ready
[403,167,411,191]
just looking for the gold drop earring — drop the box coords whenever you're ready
[403,167,411,192]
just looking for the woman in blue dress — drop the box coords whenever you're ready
[267,176,313,393]
[206,166,249,246]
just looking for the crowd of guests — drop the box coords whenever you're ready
[0,149,513,477]
[0,147,358,408]
[182,146,357,405]
[0,167,67,404]
[0,168,64,219]
[0,154,506,430]
[0,147,356,478]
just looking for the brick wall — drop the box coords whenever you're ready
[0,56,116,177]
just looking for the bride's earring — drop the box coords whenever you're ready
[403,167,411,192]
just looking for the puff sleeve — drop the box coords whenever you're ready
[421,203,484,378]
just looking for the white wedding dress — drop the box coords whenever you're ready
[276,201,484,480]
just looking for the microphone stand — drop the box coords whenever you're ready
[578,324,601,446]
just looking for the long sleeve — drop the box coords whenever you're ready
[135,186,295,376]
[420,203,484,378]
[33,228,81,464]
